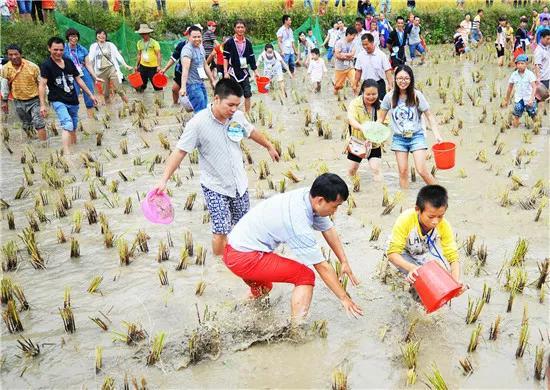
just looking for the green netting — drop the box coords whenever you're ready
[54,11,324,76]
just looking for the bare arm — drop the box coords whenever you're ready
[423,110,442,142]
[135,50,141,69]
[155,149,188,192]
[161,58,175,73]
[450,261,460,283]
[84,56,99,81]
[204,61,216,87]
[179,57,191,95]
[503,83,514,105]
[38,77,48,117]
[385,69,394,89]
[156,49,162,71]
[528,80,536,105]
[277,36,284,54]
[378,109,388,123]
[249,130,279,161]
[75,76,97,101]
[353,69,362,94]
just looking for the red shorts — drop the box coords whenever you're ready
[223,245,315,298]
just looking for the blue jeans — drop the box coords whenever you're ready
[17,0,31,13]
[186,83,208,113]
[471,29,481,42]
[391,132,427,153]
[513,99,537,118]
[283,53,296,73]
[409,42,425,59]
[327,46,334,61]
[74,70,95,109]
[52,101,79,132]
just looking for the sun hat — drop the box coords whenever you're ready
[207,21,217,27]
[136,23,154,34]
[515,54,528,63]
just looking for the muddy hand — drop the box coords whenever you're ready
[341,262,360,286]
[406,266,420,284]
[268,146,280,162]
[154,180,167,194]
[342,296,363,319]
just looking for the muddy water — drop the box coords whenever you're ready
[1,44,548,388]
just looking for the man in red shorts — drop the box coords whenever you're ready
[224,173,363,325]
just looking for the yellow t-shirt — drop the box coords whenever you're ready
[347,96,376,140]
[386,208,459,266]
[137,38,161,67]
[1,59,40,100]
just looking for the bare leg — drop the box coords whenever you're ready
[86,108,95,118]
[368,157,382,181]
[70,132,77,145]
[290,285,314,325]
[36,128,47,141]
[104,81,111,104]
[512,115,520,127]
[244,97,251,113]
[61,130,72,155]
[395,151,410,189]
[212,233,228,256]
[172,83,180,104]
[347,160,360,176]
[412,149,436,185]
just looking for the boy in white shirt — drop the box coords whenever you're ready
[502,54,538,127]
[307,48,327,93]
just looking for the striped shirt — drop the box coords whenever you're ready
[472,15,481,31]
[175,105,253,197]
[203,30,217,57]
[228,188,334,266]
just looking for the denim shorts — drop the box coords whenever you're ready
[283,53,296,73]
[512,99,537,118]
[201,185,250,235]
[327,46,334,61]
[471,29,482,42]
[409,42,425,58]
[391,132,428,153]
[52,101,79,132]
[186,82,208,113]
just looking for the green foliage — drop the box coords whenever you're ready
[59,0,122,32]
[1,21,58,64]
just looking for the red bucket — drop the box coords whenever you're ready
[256,76,270,94]
[432,142,456,170]
[128,72,144,89]
[95,81,103,95]
[413,261,462,313]
[152,72,168,88]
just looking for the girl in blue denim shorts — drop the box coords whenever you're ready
[378,65,443,189]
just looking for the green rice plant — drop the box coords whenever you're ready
[7,210,15,230]
[87,276,103,294]
[195,280,206,296]
[158,133,171,151]
[34,204,48,223]
[2,241,18,272]
[108,180,119,194]
[156,241,170,262]
[539,285,545,304]
[476,244,487,265]
[410,167,416,182]
[467,323,482,353]
[382,185,389,207]
[112,321,146,345]
[12,283,28,311]
[465,297,485,324]
[481,283,492,303]
[134,230,150,253]
[185,193,197,211]
[283,170,301,183]
[70,237,80,258]
[534,197,547,222]
[88,182,97,200]
[120,139,128,154]
[56,227,66,243]
[101,376,114,390]
[476,149,488,163]
[258,160,270,180]
[278,178,287,193]
[195,245,206,266]
[17,338,40,357]
[158,267,169,286]
[184,231,194,256]
[63,287,70,308]
[1,277,14,304]
[84,202,97,224]
[72,210,82,233]
[351,175,360,192]
[505,267,527,294]
[317,162,329,175]
[401,340,420,370]
[176,248,189,271]
[382,192,403,216]
[499,190,512,207]
[534,344,545,380]
[95,345,103,374]
[489,315,501,341]
[425,363,448,390]
[90,315,108,331]
[189,149,199,164]
[202,211,211,224]
[464,235,476,257]
[3,300,23,333]
[59,306,76,333]
[118,239,132,266]
[536,259,549,289]
[369,226,381,242]
[459,357,473,375]
[311,320,328,338]
[515,322,529,358]
[103,228,114,249]
[510,238,528,266]
[507,290,516,313]
[18,228,44,269]
[146,331,166,366]
[406,368,417,385]
[331,366,348,390]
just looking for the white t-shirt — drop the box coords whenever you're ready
[534,44,550,81]
[258,50,284,78]
[277,26,294,54]
[381,90,430,135]
[327,28,340,47]
[354,48,391,82]
[508,69,537,102]
[352,29,367,58]
[308,58,327,82]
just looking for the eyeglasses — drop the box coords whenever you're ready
[396,77,411,82]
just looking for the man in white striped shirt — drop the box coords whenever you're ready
[155,79,279,255]
[225,173,363,324]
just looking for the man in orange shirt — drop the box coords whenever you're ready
[1,44,47,140]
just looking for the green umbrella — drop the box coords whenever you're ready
[360,122,392,144]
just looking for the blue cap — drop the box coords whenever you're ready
[515,54,528,63]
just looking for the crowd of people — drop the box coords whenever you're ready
[0,2,549,324]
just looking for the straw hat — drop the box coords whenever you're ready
[136,24,154,34]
